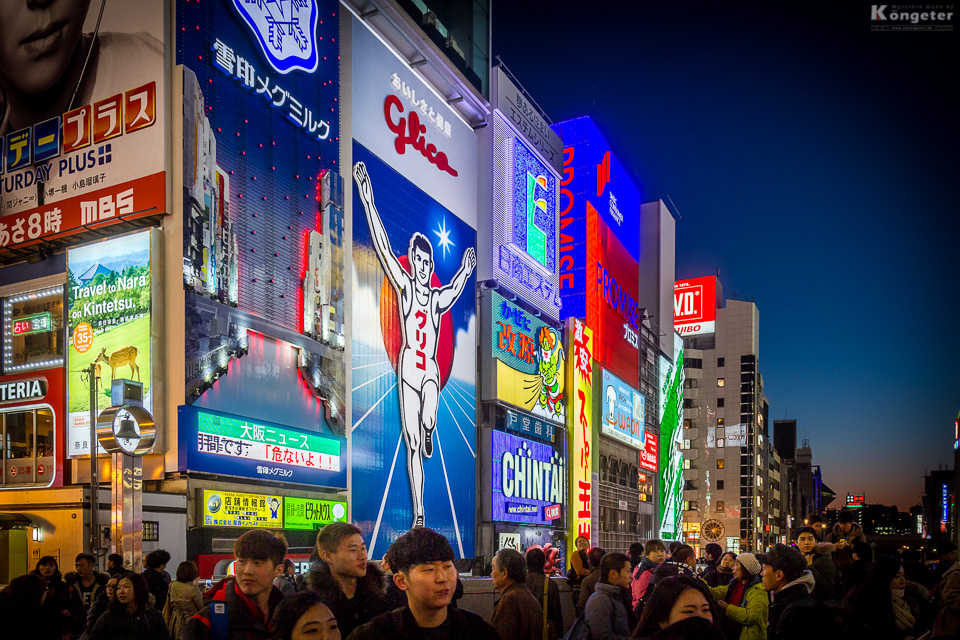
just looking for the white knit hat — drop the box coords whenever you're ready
[737,552,761,577]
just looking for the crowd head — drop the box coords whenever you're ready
[635,575,718,635]
[270,591,341,640]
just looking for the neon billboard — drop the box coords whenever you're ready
[674,276,717,337]
[568,318,594,552]
[659,332,684,539]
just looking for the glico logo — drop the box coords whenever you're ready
[231,0,319,74]
[384,95,458,177]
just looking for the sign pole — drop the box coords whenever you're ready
[88,363,99,556]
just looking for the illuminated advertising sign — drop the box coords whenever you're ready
[0,0,165,255]
[179,405,346,488]
[67,231,151,457]
[284,497,348,531]
[600,369,645,449]
[490,112,562,318]
[201,489,283,528]
[496,406,556,444]
[725,424,748,448]
[552,116,640,321]
[846,494,865,508]
[0,369,64,489]
[492,68,563,172]
[658,333,684,539]
[639,470,654,503]
[568,318,594,551]
[484,291,565,425]
[640,431,659,473]
[943,484,949,524]
[12,313,53,337]
[178,0,345,433]
[351,143,477,559]
[674,276,717,337]
[492,430,565,525]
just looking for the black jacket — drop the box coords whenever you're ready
[306,561,390,639]
[89,607,171,640]
[65,570,109,611]
[143,567,171,611]
[768,573,820,640]
[185,578,284,640]
[345,605,499,640]
[701,559,723,588]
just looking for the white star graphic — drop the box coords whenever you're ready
[433,218,454,258]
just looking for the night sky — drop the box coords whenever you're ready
[492,1,959,511]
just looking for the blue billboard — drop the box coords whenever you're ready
[178,404,347,488]
[351,142,477,558]
[600,369,645,449]
[492,430,565,526]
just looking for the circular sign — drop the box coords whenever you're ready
[207,494,222,514]
[95,404,157,456]
[73,322,94,353]
[702,519,725,542]
[332,503,346,520]
[10,466,17,477]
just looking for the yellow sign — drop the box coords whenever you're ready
[201,490,283,528]
[568,318,593,564]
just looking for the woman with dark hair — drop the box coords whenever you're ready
[269,591,340,640]
[168,562,203,640]
[848,556,921,640]
[89,573,170,640]
[33,555,85,640]
[633,576,721,639]
[707,553,767,640]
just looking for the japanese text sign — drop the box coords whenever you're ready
[492,430,565,525]
[600,369,645,449]
[568,318,594,554]
[201,489,283,528]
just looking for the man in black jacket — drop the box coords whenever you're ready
[700,543,725,587]
[346,527,497,640]
[305,521,389,638]
[761,544,821,640]
[793,526,837,602]
[143,549,172,610]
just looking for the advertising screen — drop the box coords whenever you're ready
[178,0,345,435]
[552,117,640,321]
[485,291,565,425]
[600,369,645,449]
[640,432,659,473]
[285,497,348,530]
[491,114,562,318]
[568,318,594,550]
[351,143,477,559]
[66,230,151,457]
[658,333,684,539]
[179,405,346,488]
[201,489,283,528]
[674,276,717,337]
[492,430,565,525]
[845,494,865,509]
[0,0,165,255]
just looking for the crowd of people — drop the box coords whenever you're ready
[2,509,958,640]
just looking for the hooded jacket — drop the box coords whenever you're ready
[184,577,284,640]
[306,561,390,639]
[825,522,866,546]
[585,582,633,640]
[768,571,819,640]
[709,577,768,640]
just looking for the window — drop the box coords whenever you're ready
[717,378,725,387]
[682,439,691,450]
[3,286,65,373]
[686,358,703,369]
[683,399,694,409]
[716,501,724,512]
[684,459,692,470]
[717,417,724,425]
[717,459,724,469]
[716,480,725,490]
[717,358,725,367]
[1,407,54,486]
[717,398,724,408]
[599,455,608,482]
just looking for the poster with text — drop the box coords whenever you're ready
[351,143,476,558]
[66,230,151,457]
[0,0,165,253]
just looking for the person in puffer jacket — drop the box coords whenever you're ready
[760,544,823,640]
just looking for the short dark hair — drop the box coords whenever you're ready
[599,552,630,584]
[794,526,818,540]
[668,541,682,555]
[494,548,526,583]
[764,543,807,584]
[388,527,454,574]
[283,558,295,570]
[587,546,606,569]
[234,529,287,566]
[409,233,433,261]
[75,552,96,565]
[316,522,363,555]
[809,515,823,524]
[635,576,720,637]
[852,542,873,562]
[176,561,199,583]
[644,539,665,555]
[5,574,45,606]
[839,510,855,524]
[270,591,327,640]
[720,552,737,564]
[146,549,171,569]
[629,542,645,558]
[36,556,58,570]
[525,547,546,574]
[672,545,695,565]
[704,543,722,561]
[107,553,123,568]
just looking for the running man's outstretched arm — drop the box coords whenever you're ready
[354,162,408,289]
[436,247,476,313]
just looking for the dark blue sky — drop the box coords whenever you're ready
[493,1,959,510]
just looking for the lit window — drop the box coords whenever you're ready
[716,501,724,512]
[684,459,692,470]
[717,378,725,387]
[717,459,724,469]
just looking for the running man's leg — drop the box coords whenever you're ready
[400,382,425,526]
[421,378,439,458]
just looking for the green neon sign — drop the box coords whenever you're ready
[284,497,348,530]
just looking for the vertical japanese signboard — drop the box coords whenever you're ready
[658,333,684,539]
[568,318,594,555]
[0,0,165,254]
[66,230,152,457]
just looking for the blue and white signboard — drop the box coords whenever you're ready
[178,405,347,488]
[492,430,565,525]
[600,369,645,449]
[497,406,556,444]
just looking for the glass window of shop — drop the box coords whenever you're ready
[3,286,65,373]
[2,407,54,486]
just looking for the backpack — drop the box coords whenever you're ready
[562,613,591,640]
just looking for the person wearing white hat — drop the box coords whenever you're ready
[707,552,769,640]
